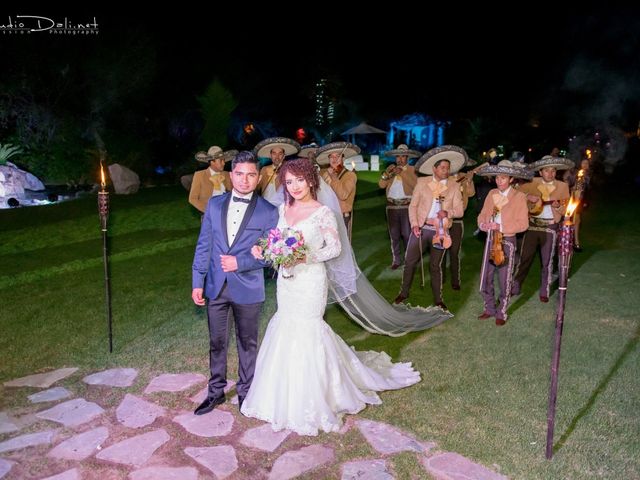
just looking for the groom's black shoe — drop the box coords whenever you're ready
[194,394,226,415]
[238,395,245,415]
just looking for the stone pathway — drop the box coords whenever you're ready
[0,367,508,479]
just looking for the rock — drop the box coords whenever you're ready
[108,163,140,194]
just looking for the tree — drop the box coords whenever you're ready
[197,79,237,148]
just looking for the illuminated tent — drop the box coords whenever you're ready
[341,122,387,149]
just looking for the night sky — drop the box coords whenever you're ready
[2,6,639,154]
[140,6,640,124]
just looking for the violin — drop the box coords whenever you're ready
[490,230,505,266]
[432,195,452,250]
[489,207,505,266]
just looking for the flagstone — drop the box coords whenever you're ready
[189,379,236,403]
[144,373,206,394]
[173,410,234,437]
[0,429,57,454]
[129,466,199,480]
[239,424,290,452]
[47,426,109,461]
[0,412,19,434]
[116,394,165,428]
[268,444,335,480]
[4,368,78,388]
[338,416,356,435]
[41,468,80,480]
[357,419,424,455]
[0,458,14,479]
[83,368,138,387]
[28,387,73,404]
[96,429,170,467]
[420,452,508,480]
[36,398,104,427]
[341,459,393,480]
[184,445,238,479]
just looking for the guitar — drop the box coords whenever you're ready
[529,197,569,216]
[456,162,489,182]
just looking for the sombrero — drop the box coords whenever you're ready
[476,160,533,180]
[384,144,421,159]
[414,145,468,175]
[315,142,361,167]
[253,137,301,158]
[529,155,574,171]
[299,143,319,159]
[194,146,238,163]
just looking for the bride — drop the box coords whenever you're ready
[241,158,423,435]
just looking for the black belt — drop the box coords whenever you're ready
[386,198,411,206]
[529,218,556,227]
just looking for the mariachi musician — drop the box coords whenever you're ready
[477,161,531,325]
[379,144,421,269]
[394,146,464,311]
[254,137,301,206]
[316,141,361,240]
[511,155,572,302]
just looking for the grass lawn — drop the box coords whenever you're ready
[1,174,638,478]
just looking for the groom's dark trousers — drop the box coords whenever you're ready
[207,283,262,399]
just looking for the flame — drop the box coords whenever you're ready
[100,164,106,187]
[585,149,592,159]
[577,169,584,179]
[565,196,580,218]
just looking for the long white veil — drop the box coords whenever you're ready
[316,177,452,337]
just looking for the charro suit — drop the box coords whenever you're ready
[512,178,570,298]
[478,186,529,320]
[400,176,463,305]
[378,165,417,266]
[189,169,232,213]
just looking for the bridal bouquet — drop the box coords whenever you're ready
[259,227,308,278]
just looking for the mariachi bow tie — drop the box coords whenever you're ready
[537,182,556,201]
[208,174,224,190]
[232,196,251,204]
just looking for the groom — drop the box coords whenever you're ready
[192,151,279,415]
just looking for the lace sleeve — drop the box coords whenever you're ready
[307,206,342,264]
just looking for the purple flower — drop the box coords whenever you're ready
[285,236,297,247]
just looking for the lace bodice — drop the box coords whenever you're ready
[279,204,341,265]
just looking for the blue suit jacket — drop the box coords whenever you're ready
[192,192,278,304]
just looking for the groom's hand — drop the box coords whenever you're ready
[220,255,238,272]
[192,288,205,306]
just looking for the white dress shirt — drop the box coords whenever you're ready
[388,175,410,200]
[535,180,555,219]
[495,186,511,231]
[208,167,226,197]
[427,179,448,219]
[227,191,253,244]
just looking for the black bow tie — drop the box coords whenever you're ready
[233,196,251,204]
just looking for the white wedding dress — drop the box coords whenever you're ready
[241,204,420,435]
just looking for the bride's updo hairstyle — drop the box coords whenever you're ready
[278,157,320,205]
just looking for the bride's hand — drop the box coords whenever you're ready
[284,255,306,268]
[251,245,264,260]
